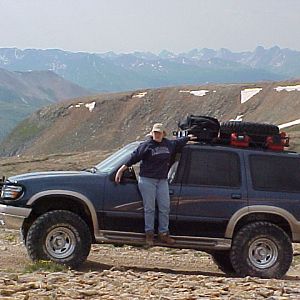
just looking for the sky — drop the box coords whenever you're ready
[0,0,300,54]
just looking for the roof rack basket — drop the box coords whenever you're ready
[266,132,289,151]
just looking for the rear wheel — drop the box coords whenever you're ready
[26,210,92,268]
[230,222,293,278]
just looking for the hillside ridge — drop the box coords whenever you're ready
[0,68,91,140]
[1,79,299,156]
[1,47,297,92]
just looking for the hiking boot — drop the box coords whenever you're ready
[158,232,175,245]
[145,232,154,247]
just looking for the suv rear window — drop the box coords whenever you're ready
[250,154,300,192]
[183,149,241,187]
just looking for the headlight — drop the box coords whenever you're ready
[0,184,23,200]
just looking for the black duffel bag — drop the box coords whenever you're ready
[178,115,220,142]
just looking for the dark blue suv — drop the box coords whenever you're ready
[1,141,300,279]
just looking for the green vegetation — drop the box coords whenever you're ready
[23,260,68,273]
[13,120,43,141]
[0,100,48,142]
[4,118,46,143]
[0,115,48,155]
[3,233,18,243]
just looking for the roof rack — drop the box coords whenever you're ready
[174,116,291,152]
[173,129,290,152]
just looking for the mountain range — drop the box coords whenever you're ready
[1,79,299,157]
[0,68,91,140]
[1,46,300,92]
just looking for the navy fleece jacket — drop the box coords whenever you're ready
[125,137,189,179]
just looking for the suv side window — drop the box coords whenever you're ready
[183,149,241,187]
[250,154,300,192]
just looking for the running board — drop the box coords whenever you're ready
[95,230,231,250]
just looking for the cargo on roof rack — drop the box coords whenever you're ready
[177,115,220,142]
[174,116,289,152]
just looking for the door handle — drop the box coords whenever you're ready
[231,193,242,199]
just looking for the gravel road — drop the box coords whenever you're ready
[1,229,300,299]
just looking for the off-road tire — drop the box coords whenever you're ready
[220,121,279,136]
[211,251,236,275]
[230,221,293,279]
[26,210,92,268]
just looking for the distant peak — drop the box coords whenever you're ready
[255,46,265,52]
[219,48,232,53]
[158,50,175,58]
[269,45,281,53]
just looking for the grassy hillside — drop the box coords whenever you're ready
[0,100,47,142]
[0,69,91,140]
[0,80,299,156]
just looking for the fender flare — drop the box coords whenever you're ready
[225,205,300,241]
[27,190,100,237]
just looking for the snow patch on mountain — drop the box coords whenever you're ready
[230,114,244,121]
[85,102,96,112]
[132,92,147,98]
[274,85,300,92]
[0,55,9,65]
[21,97,28,104]
[278,119,300,129]
[190,90,209,96]
[241,88,262,103]
[47,62,67,72]
[69,101,96,112]
[179,90,209,97]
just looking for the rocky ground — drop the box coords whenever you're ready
[1,228,300,300]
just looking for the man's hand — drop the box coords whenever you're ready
[115,170,123,184]
[188,134,197,141]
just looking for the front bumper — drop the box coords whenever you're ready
[0,204,32,230]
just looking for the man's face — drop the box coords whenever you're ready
[152,131,164,142]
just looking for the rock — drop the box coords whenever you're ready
[1,229,300,299]
[79,289,99,296]
[0,289,16,296]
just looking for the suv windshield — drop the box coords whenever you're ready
[95,142,140,173]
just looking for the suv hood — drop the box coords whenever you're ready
[8,171,87,182]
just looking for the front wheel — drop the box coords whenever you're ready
[26,210,92,268]
[230,222,293,278]
[211,251,236,275]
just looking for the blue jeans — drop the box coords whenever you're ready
[138,176,170,234]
